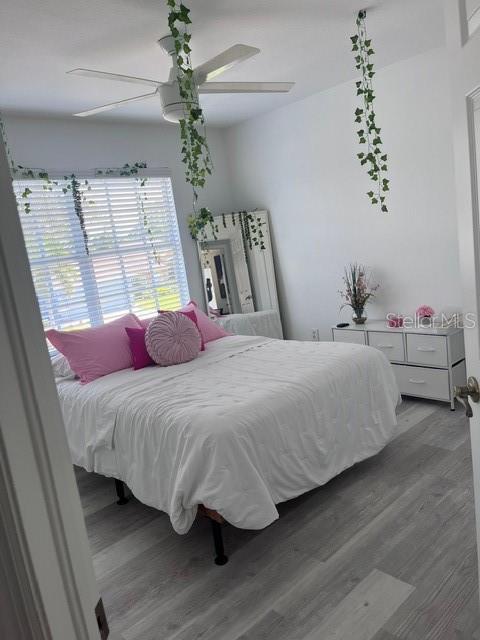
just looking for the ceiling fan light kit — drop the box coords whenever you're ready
[67,36,294,122]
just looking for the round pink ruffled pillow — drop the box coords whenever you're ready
[145,311,201,366]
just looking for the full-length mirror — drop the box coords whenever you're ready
[197,210,283,338]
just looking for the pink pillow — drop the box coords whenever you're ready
[178,309,205,351]
[138,316,156,329]
[141,310,206,351]
[180,300,230,344]
[145,312,201,366]
[125,327,154,370]
[46,313,143,384]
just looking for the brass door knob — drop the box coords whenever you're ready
[454,376,480,417]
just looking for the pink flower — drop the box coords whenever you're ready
[416,305,435,318]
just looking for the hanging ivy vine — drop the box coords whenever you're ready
[166,0,215,238]
[351,10,389,212]
[188,208,218,241]
[0,113,157,255]
[191,209,266,251]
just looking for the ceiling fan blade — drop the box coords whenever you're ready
[198,81,295,94]
[67,68,161,88]
[193,45,260,83]
[73,91,158,117]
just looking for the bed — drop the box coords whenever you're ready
[57,335,399,563]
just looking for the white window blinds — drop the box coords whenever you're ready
[14,170,189,332]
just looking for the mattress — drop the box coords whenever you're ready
[57,335,400,534]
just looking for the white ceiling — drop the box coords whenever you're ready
[1,0,444,127]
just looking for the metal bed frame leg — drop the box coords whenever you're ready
[114,479,129,505]
[210,519,228,565]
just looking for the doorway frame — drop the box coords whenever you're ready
[0,138,102,638]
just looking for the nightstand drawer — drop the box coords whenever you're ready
[368,331,404,362]
[393,365,450,401]
[332,329,366,345]
[406,334,448,367]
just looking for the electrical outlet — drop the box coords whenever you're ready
[312,328,320,342]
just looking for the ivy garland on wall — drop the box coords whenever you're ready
[351,10,389,212]
[189,210,266,251]
[0,112,155,255]
[225,211,266,251]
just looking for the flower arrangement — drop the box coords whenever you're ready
[416,305,435,319]
[339,263,379,324]
[416,305,435,327]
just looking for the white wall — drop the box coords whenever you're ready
[3,115,234,305]
[224,47,462,340]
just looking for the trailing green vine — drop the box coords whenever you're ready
[166,0,215,239]
[188,208,218,241]
[190,209,266,251]
[238,211,266,251]
[351,10,389,212]
[0,113,157,255]
[96,162,148,181]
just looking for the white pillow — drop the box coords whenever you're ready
[51,353,75,378]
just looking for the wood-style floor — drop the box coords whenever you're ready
[75,398,480,640]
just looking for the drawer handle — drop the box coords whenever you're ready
[377,344,394,348]
[416,347,436,352]
[408,378,426,384]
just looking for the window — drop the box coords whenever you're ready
[14,169,189,333]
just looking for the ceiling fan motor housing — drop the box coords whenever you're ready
[157,35,176,56]
[157,34,199,123]
[159,83,199,123]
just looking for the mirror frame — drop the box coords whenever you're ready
[196,210,279,318]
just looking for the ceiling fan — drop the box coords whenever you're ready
[67,35,294,123]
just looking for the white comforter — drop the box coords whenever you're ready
[57,336,399,534]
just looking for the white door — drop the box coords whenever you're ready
[445,0,480,588]
[0,138,104,637]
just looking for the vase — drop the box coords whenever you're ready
[353,315,367,325]
[418,315,433,328]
